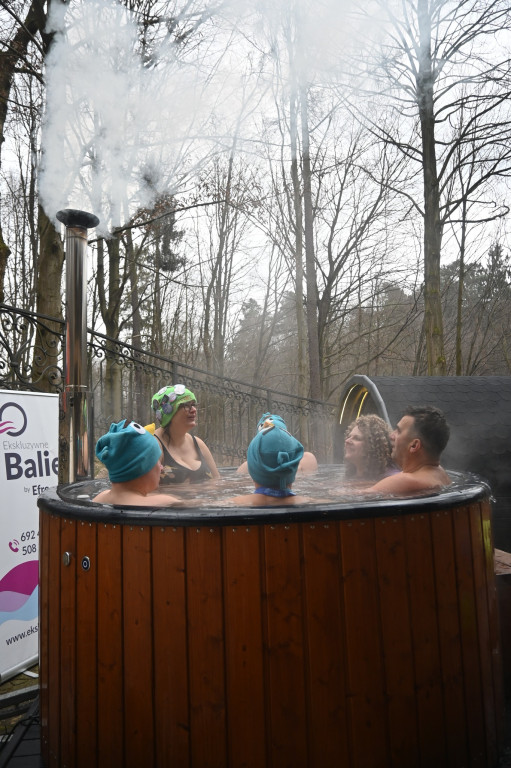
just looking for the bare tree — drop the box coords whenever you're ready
[0,0,47,303]
[352,0,511,374]
[194,150,257,378]
[0,0,68,390]
[441,243,511,374]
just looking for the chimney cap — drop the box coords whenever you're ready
[56,209,100,229]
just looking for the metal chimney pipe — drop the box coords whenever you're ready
[56,208,100,484]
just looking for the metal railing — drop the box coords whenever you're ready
[0,303,337,467]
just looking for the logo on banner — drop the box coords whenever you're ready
[0,402,27,437]
[0,399,58,486]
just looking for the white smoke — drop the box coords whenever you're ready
[39,0,374,236]
[39,0,244,234]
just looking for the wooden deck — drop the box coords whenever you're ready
[0,700,42,768]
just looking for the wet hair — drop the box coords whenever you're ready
[403,405,450,457]
[344,414,393,480]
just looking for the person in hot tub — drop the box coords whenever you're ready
[344,414,398,483]
[230,421,311,506]
[236,413,318,475]
[94,420,181,506]
[367,405,451,494]
[145,384,220,484]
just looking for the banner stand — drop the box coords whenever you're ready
[0,391,59,682]
[0,653,39,684]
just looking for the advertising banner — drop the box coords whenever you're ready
[0,391,59,681]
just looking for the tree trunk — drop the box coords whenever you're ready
[203,150,235,377]
[32,205,65,390]
[300,85,322,399]
[152,240,163,354]
[0,236,9,305]
[126,227,145,417]
[456,206,467,376]
[417,0,446,375]
[96,235,124,426]
[289,81,308,440]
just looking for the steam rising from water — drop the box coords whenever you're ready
[39,0,369,236]
[41,0,231,235]
[65,466,473,507]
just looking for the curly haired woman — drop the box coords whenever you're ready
[344,414,397,483]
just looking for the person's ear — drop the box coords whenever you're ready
[409,438,420,453]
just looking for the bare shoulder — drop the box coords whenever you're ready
[227,493,313,506]
[195,434,215,458]
[369,468,450,495]
[290,495,312,504]
[229,494,257,506]
[298,452,318,474]
[437,466,452,485]
[194,435,220,477]
[368,472,426,495]
[93,489,111,503]
[146,493,183,507]
[194,434,209,449]
[93,490,181,507]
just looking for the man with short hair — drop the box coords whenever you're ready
[368,405,451,494]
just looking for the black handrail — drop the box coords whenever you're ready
[0,303,336,464]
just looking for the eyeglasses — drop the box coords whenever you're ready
[178,402,197,412]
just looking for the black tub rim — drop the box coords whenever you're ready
[37,472,491,528]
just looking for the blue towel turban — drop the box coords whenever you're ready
[96,420,162,483]
[247,424,304,490]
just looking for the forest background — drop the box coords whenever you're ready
[1,0,511,434]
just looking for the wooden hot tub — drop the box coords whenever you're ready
[38,478,504,768]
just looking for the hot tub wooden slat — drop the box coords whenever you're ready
[264,524,308,767]
[96,523,123,768]
[186,527,227,768]
[76,521,98,767]
[59,519,77,767]
[375,516,419,767]
[431,511,469,767]
[122,526,155,768]
[223,526,266,768]
[151,527,190,766]
[482,503,505,752]
[405,514,448,765]
[38,500,50,767]
[471,503,499,766]
[340,520,389,767]
[454,506,486,765]
[302,523,350,767]
[46,516,61,767]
